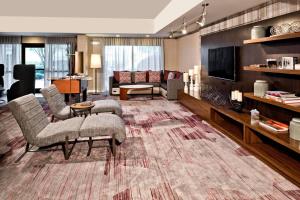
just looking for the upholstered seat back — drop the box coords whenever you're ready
[40,84,67,116]
[0,64,4,87]
[8,94,49,144]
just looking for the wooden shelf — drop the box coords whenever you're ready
[247,143,300,185]
[244,93,300,113]
[243,66,300,75]
[243,32,300,44]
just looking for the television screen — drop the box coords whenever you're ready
[208,46,236,81]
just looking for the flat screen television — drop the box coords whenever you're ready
[208,46,237,81]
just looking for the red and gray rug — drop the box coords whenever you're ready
[0,97,299,199]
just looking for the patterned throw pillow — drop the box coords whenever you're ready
[167,72,175,80]
[148,71,161,83]
[113,71,120,82]
[119,72,132,84]
[134,72,146,83]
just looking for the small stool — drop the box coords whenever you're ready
[79,113,126,156]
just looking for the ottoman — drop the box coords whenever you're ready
[80,113,126,156]
[92,99,123,117]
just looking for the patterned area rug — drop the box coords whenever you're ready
[0,97,300,199]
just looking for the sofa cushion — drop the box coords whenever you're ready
[134,71,146,83]
[119,72,132,84]
[113,71,120,82]
[167,72,175,80]
[175,71,182,79]
[149,71,161,83]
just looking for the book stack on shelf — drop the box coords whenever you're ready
[259,119,289,134]
[265,91,300,106]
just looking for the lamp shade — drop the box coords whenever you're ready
[90,54,101,69]
[194,65,200,75]
[189,69,194,76]
[183,73,189,82]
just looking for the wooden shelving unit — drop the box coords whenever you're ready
[242,66,300,75]
[178,91,300,186]
[244,93,300,113]
[243,32,300,44]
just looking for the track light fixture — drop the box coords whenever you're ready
[196,3,209,27]
[169,31,174,39]
[181,19,188,35]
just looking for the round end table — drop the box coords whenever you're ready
[70,101,95,117]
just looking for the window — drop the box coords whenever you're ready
[103,45,163,91]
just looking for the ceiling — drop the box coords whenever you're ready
[0,0,269,36]
[160,0,268,36]
[0,0,172,19]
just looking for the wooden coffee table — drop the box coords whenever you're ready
[119,85,154,100]
[70,101,95,117]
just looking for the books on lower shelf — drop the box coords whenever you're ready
[265,91,300,106]
[259,119,289,134]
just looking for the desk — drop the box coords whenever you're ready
[51,77,89,102]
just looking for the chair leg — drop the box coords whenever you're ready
[51,115,55,122]
[15,143,30,163]
[61,136,76,160]
[87,137,93,156]
[111,134,116,157]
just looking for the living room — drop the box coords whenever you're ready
[1,0,300,199]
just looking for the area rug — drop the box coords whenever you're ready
[0,98,299,199]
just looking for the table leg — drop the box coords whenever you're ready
[120,88,128,100]
[82,89,87,101]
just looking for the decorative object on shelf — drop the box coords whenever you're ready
[259,119,289,134]
[183,72,189,94]
[254,80,268,98]
[290,118,300,141]
[281,57,298,69]
[280,23,292,34]
[266,58,277,68]
[251,26,266,39]
[188,69,194,92]
[295,64,300,70]
[90,54,101,94]
[291,21,300,33]
[193,65,200,92]
[270,25,282,36]
[250,109,260,126]
[230,90,243,112]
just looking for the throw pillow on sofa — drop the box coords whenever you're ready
[119,72,132,84]
[167,72,175,80]
[113,71,120,82]
[134,71,146,83]
[148,71,161,83]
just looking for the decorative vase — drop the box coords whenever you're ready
[254,80,269,98]
[251,26,266,39]
[290,118,300,141]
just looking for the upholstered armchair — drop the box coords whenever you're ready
[7,64,36,102]
[41,84,122,122]
[8,94,84,161]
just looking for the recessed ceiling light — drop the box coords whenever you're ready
[145,35,150,38]
[116,34,120,37]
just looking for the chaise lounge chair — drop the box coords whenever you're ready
[8,94,84,161]
[40,84,122,121]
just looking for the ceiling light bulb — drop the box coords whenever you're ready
[146,35,150,38]
[196,16,206,27]
[169,32,174,38]
[181,25,187,35]
[116,34,120,37]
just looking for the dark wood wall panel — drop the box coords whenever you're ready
[201,11,300,122]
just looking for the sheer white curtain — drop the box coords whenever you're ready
[0,36,21,90]
[99,38,164,92]
[44,37,76,87]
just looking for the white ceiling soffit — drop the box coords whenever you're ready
[0,0,172,19]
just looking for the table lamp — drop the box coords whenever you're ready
[90,54,101,94]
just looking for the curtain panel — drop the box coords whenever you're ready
[92,37,164,92]
[0,36,21,90]
[44,37,76,86]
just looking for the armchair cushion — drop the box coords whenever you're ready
[36,117,84,147]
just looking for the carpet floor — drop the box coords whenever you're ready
[0,97,299,199]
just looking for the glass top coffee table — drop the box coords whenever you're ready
[119,85,154,100]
